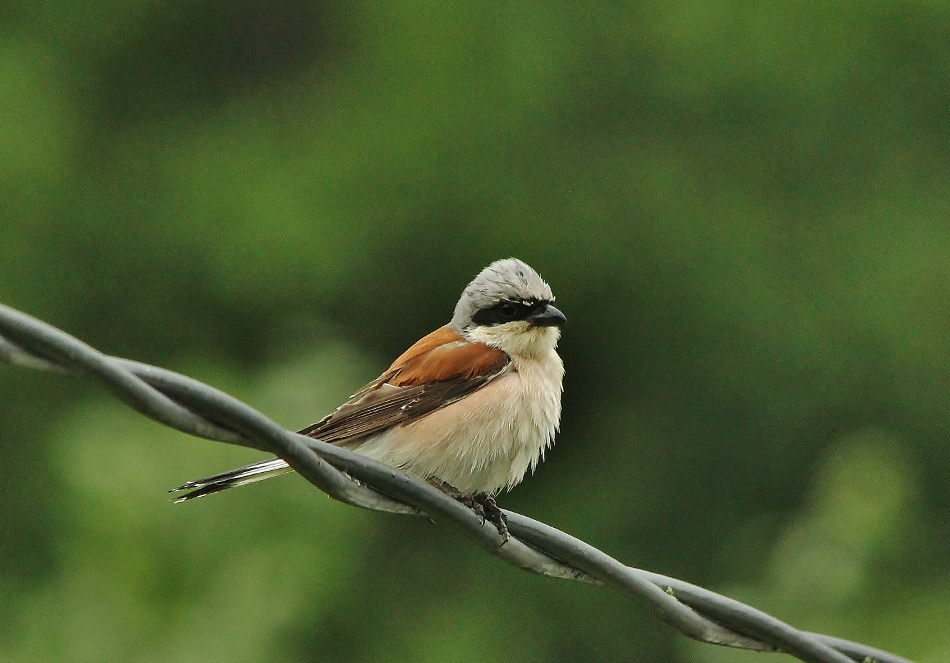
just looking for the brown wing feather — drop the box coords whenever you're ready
[298,327,509,444]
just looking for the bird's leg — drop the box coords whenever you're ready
[426,479,509,542]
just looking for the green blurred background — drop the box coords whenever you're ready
[1,1,948,661]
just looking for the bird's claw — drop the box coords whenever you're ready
[475,493,509,542]
[428,479,509,542]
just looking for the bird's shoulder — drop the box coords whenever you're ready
[384,326,510,386]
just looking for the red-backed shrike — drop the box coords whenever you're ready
[173,258,565,532]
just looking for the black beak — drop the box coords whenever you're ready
[528,304,566,327]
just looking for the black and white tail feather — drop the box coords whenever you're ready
[170,459,291,502]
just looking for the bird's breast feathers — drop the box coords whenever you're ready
[352,348,564,495]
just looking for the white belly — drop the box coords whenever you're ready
[352,349,564,494]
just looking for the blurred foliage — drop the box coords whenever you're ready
[1,1,949,661]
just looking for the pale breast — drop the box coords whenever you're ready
[352,349,564,494]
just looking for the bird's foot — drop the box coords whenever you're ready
[427,479,509,542]
[474,493,509,542]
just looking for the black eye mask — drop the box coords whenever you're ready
[472,299,549,326]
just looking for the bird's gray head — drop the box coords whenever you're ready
[451,258,565,357]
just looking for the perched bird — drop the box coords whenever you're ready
[172,258,565,534]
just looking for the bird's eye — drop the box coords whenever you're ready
[500,302,518,318]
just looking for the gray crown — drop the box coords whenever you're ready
[450,258,554,330]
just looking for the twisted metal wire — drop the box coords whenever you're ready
[0,303,914,663]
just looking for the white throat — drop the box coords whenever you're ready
[464,321,561,358]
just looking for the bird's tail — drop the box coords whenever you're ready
[170,458,293,502]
